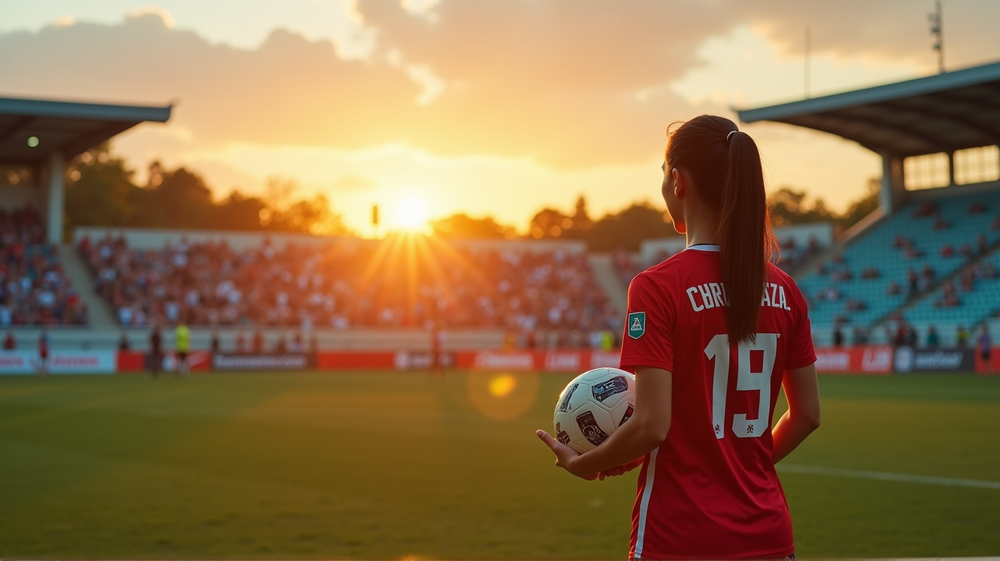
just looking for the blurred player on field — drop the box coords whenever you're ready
[36,329,50,376]
[979,324,993,375]
[149,325,163,378]
[538,115,821,560]
[175,322,191,375]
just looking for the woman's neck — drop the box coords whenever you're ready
[683,211,719,247]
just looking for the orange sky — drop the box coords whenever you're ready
[2,1,999,235]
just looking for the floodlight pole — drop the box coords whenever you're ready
[929,1,944,73]
[804,27,811,99]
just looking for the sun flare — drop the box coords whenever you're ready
[395,194,429,231]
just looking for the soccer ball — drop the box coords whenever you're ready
[553,367,636,453]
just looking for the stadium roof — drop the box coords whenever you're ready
[737,61,1000,158]
[0,96,172,165]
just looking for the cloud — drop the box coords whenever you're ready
[127,5,175,29]
[331,174,377,192]
[741,0,1000,70]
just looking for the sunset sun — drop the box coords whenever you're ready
[395,194,429,231]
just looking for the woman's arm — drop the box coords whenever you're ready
[771,363,821,464]
[536,366,672,479]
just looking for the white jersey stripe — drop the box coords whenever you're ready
[634,448,658,559]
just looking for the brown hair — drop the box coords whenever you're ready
[666,115,776,344]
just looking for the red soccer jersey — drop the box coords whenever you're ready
[619,246,815,560]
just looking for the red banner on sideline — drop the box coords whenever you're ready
[814,346,893,374]
[975,347,999,374]
[453,350,621,372]
[317,351,396,369]
[116,351,211,373]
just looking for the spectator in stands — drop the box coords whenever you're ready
[969,201,986,214]
[977,233,988,256]
[861,267,880,279]
[2,331,14,350]
[235,331,246,354]
[832,325,844,348]
[926,325,940,349]
[959,243,974,258]
[992,214,1000,230]
[118,332,129,351]
[819,287,841,301]
[211,332,220,354]
[852,326,870,346]
[907,269,919,297]
[832,268,853,281]
[886,280,902,296]
[275,333,287,354]
[921,264,936,282]
[933,281,959,308]
[960,269,975,292]
[940,244,954,258]
[903,245,923,260]
[904,325,918,347]
[982,262,998,279]
[957,325,970,348]
[932,217,950,230]
[252,330,264,354]
[892,324,906,347]
[845,299,867,311]
[913,201,938,217]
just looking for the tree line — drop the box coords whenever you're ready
[1,144,879,251]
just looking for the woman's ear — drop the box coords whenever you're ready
[671,168,684,198]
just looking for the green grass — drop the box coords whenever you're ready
[1,372,998,559]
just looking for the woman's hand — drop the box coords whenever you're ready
[598,457,644,480]
[535,429,597,480]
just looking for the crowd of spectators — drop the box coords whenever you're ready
[0,208,87,326]
[775,236,823,272]
[819,198,997,324]
[80,234,622,347]
[613,234,826,288]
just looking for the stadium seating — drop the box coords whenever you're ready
[78,234,621,346]
[0,208,88,326]
[903,251,1000,325]
[796,193,999,328]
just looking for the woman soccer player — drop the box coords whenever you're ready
[537,115,821,560]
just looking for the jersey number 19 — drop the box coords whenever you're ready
[704,333,778,440]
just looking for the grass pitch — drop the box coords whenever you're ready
[1,371,998,559]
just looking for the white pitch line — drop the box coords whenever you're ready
[777,464,1000,490]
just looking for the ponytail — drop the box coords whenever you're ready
[719,132,774,344]
[665,116,776,345]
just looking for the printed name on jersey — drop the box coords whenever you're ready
[628,312,646,339]
[685,282,792,313]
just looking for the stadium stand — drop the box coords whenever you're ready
[613,223,832,288]
[900,249,1000,327]
[77,233,621,347]
[796,193,999,329]
[0,207,88,326]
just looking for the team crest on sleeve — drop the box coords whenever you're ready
[627,312,646,339]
